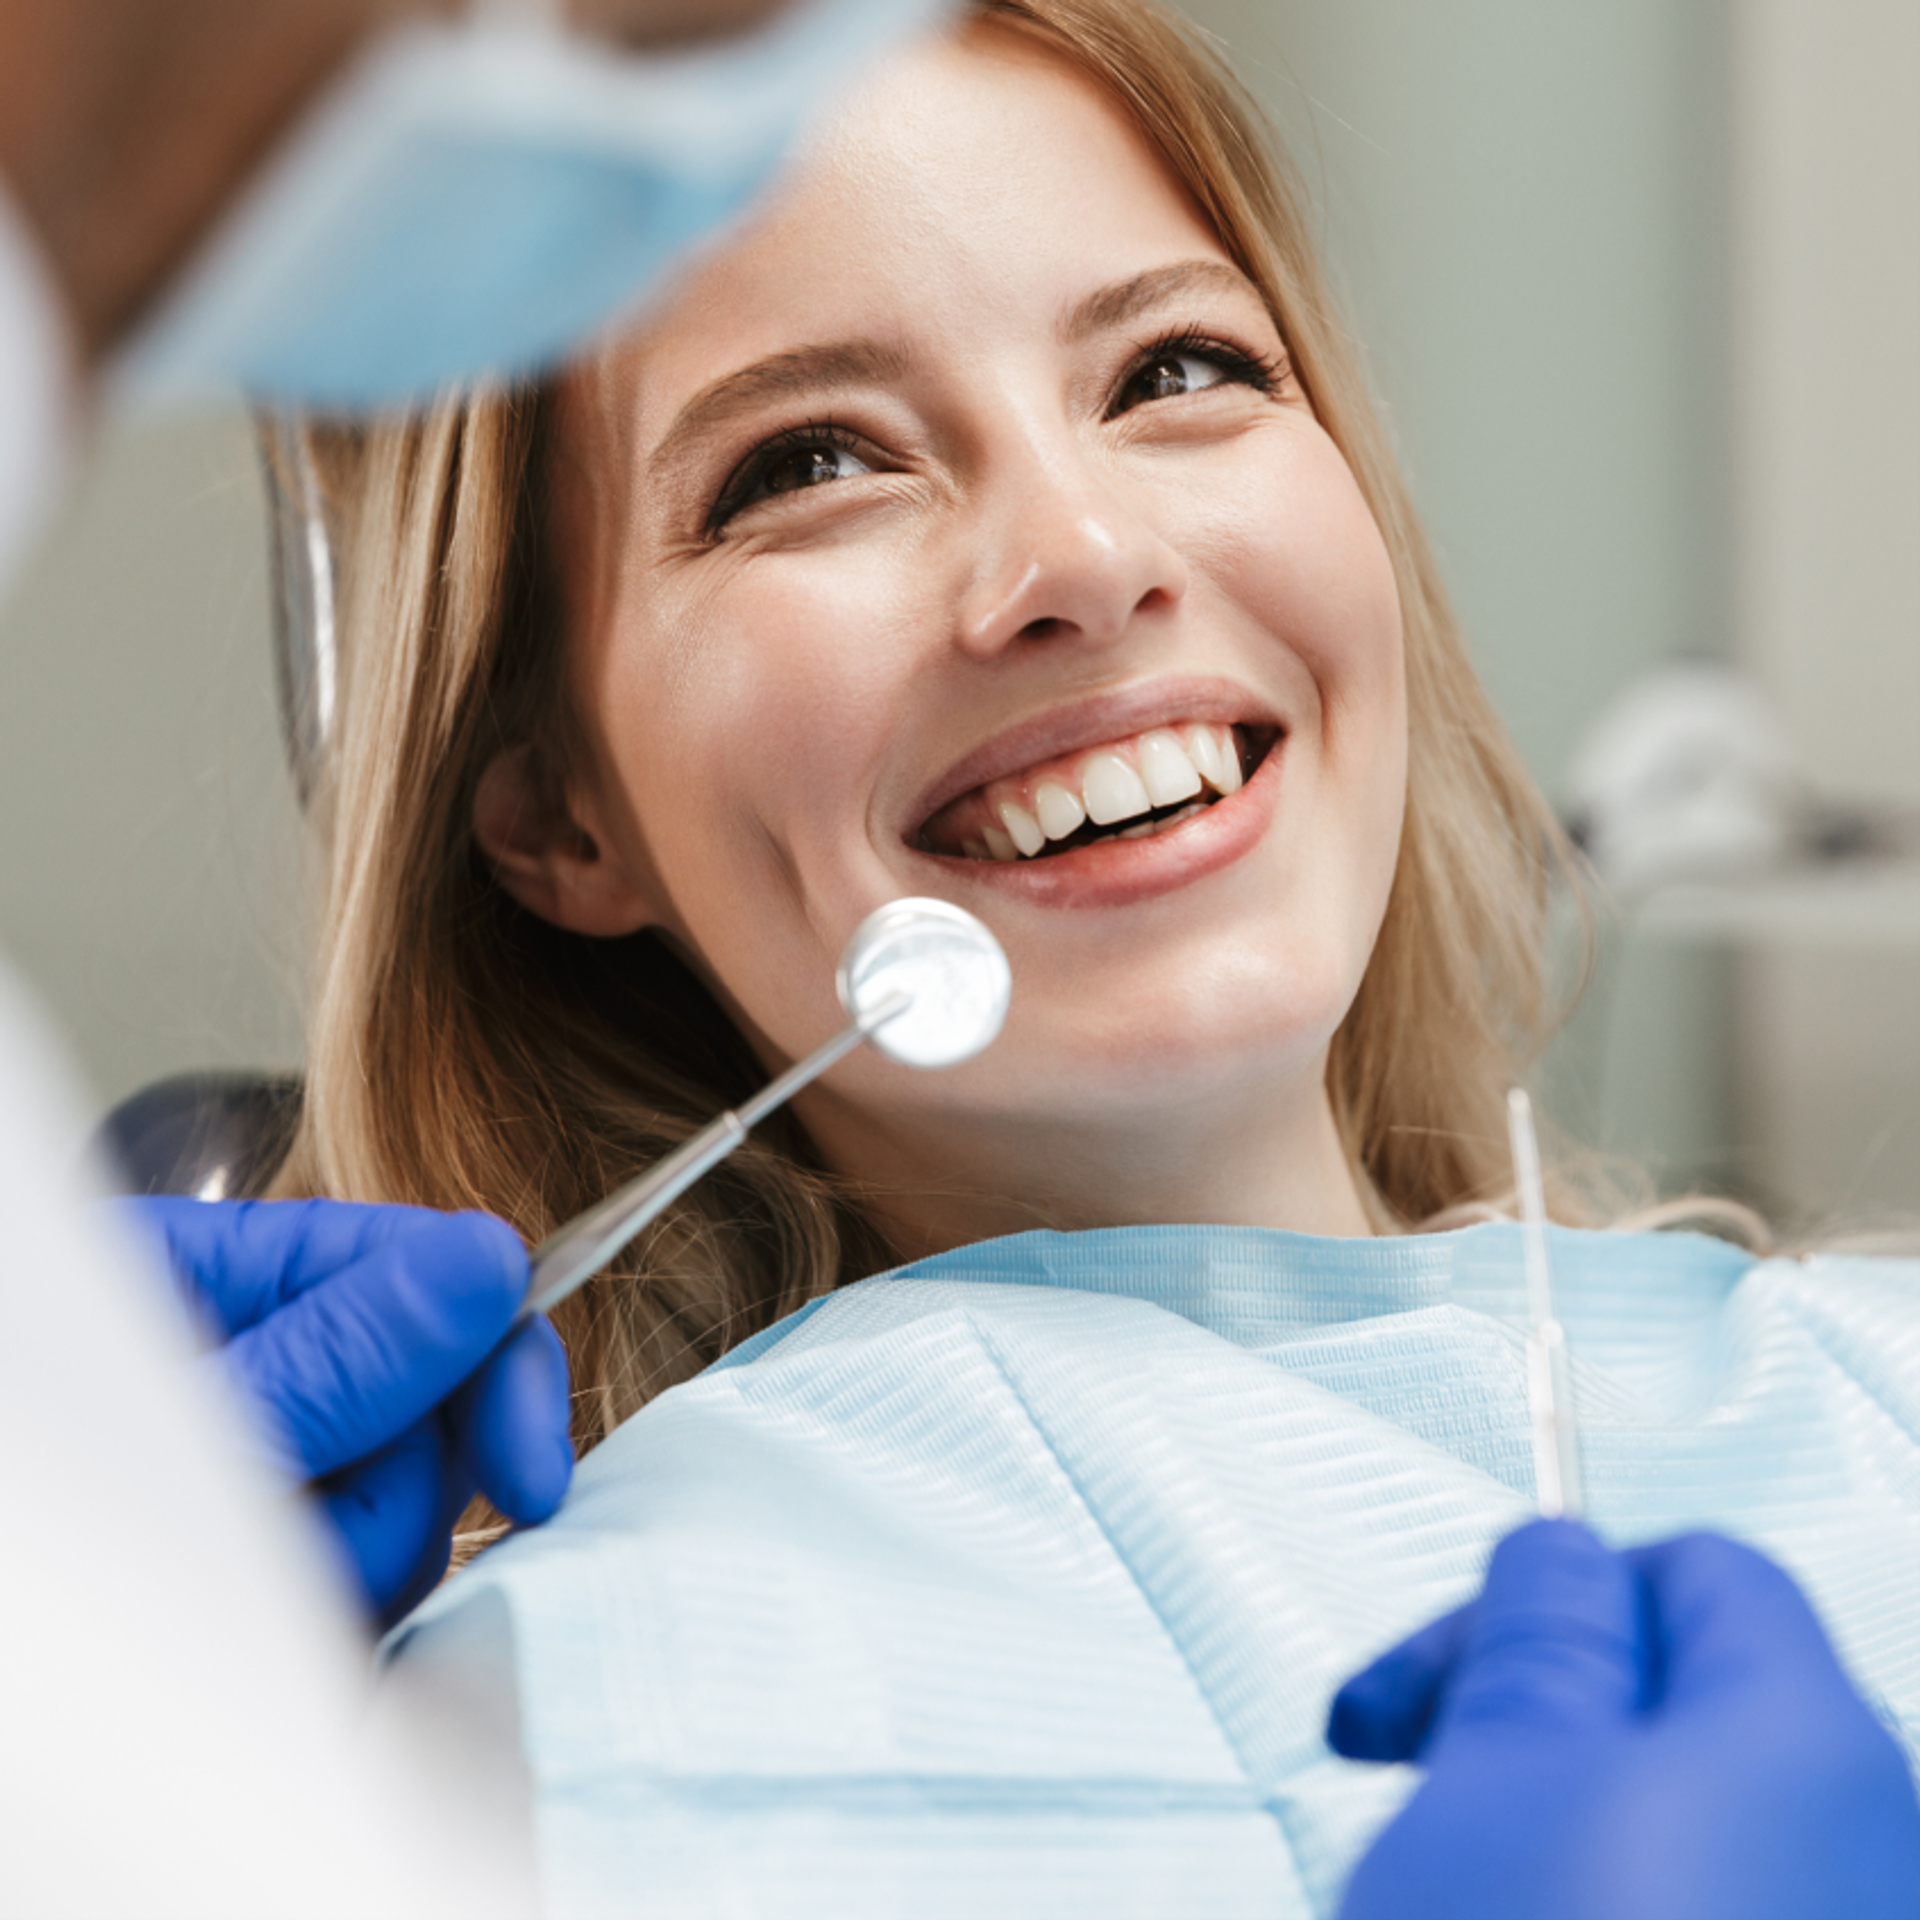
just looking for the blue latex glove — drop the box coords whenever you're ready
[1328,1519,1920,1920]
[125,1196,573,1625]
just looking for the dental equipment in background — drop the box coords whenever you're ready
[1563,660,1920,898]
[519,898,1011,1321]
[259,415,336,811]
[1507,1088,1584,1519]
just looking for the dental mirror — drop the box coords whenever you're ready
[520,898,1008,1320]
[837,896,1013,1069]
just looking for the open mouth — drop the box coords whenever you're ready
[915,721,1281,863]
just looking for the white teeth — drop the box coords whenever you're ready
[996,799,1045,858]
[1120,799,1210,842]
[950,724,1251,862]
[1081,751,1152,826]
[1215,731,1244,794]
[1182,723,1228,790]
[1137,729,1203,807]
[1034,780,1086,842]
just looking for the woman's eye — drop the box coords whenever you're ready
[760,442,871,497]
[720,438,875,526]
[1115,352,1230,412]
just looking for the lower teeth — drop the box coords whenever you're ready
[956,793,1224,862]
[1115,800,1210,841]
[1019,798,1213,856]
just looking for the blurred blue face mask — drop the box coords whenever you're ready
[109,0,954,411]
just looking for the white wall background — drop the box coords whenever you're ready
[0,408,304,1110]
[1729,0,1920,1223]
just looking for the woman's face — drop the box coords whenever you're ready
[500,22,1408,1240]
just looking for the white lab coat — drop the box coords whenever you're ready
[0,186,525,1920]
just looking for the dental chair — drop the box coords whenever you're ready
[100,1072,304,1199]
[95,417,328,1201]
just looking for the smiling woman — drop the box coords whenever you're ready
[261,3,1920,1911]
[278,0,1559,1383]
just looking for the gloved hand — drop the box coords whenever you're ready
[124,1196,573,1626]
[1328,1519,1920,1920]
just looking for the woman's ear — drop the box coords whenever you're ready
[472,744,655,936]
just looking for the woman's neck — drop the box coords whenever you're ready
[801,1066,1376,1268]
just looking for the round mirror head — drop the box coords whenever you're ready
[837,898,1011,1070]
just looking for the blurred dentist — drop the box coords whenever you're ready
[0,1,943,1911]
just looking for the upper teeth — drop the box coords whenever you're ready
[1032,783,1084,841]
[1080,751,1153,826]
[998,799,1047,856]
[956,722,1244,863]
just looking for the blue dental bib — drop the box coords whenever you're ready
[389,1222,1920,1917]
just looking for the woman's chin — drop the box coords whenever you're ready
[866,975,1356,1133]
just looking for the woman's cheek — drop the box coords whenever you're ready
[1257,476,1404,740]
[1323,561,1407,754]
[637,605,890,898]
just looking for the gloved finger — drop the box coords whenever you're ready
[1327,1602,1474,1762]
[1627,1532,1920,1913]
[1431,1519,1645,1749]
[448,1314,575,1526]
[319,1417,467,1621]
[375,1445,480,1633]
[1627,1531,1869,1712]
[118,1195,471,1335]
[220,1210,528,1480]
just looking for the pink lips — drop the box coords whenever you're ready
[905,678,1278,830]
[905,684,1285,910]
[920,720,1248,861]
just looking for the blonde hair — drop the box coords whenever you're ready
[273,0,1587,1480]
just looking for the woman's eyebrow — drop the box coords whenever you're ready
[1061,260,1263,343]
[649,340,909,478]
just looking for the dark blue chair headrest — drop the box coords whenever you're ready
[96,1072,303,1200]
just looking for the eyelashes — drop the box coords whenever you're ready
[706,420,874,535]
[1106,329,1287,416]
[705,326,1289,536]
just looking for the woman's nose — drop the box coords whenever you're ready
[954,441,1189,659]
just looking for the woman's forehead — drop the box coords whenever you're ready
[584,22,1239,433]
